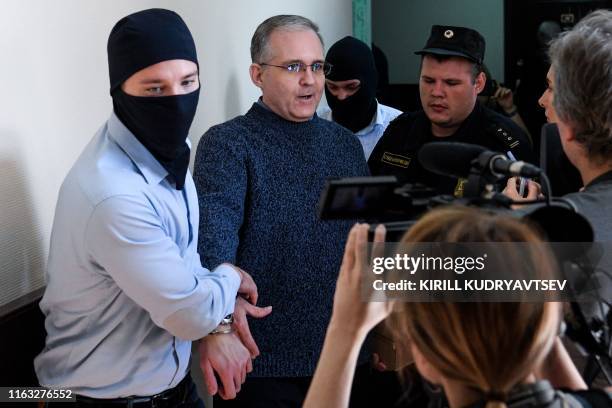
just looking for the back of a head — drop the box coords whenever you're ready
[548,9,612,163]
[391,207,560,407]
[250,14,322,63]
[537,20,562,49]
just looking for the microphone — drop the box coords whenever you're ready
[417,142,484,178]
[479,151,542,178]
[418,142,542,179]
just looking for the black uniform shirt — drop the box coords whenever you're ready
[368,102,535,196]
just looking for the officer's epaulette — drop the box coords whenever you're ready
[487,122,520,151]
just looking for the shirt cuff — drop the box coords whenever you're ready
[212,263,241,313]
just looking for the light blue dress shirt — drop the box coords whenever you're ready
[318,101,402,160]
[34,113,240,398]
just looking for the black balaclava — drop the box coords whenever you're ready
[107,8,199,190]
[325,36,378,133]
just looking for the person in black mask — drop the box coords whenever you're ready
[35,8,270,407]
[319,36,401,160]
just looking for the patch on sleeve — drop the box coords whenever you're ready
[381,152,411,168]
[495,126,520,149]
[454,178,468,198]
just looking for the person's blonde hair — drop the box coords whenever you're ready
[390,206,560,407]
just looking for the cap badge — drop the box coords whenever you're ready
[444,30,454,39]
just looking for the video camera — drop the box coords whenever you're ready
[318,141,611,386]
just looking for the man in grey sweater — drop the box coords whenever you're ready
[193,15,369,408]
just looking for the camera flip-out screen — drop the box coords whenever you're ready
[317,176,399,220]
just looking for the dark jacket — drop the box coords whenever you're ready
[369,102,535,196]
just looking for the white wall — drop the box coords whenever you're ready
[0,0,352,309]
[372,0,505,84]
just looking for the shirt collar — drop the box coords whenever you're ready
[107,112,185,186]
[585,169,612,189]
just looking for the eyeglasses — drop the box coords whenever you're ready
[259,62,333,76]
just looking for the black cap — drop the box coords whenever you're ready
[107,8,198,94]
[415,25,485,65]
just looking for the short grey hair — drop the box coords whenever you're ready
[250,15,324,63]
[549,9,612,162]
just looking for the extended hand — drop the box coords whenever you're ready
[330,224,393,339]
[233,296,272,358]
[502,177,543,203]
[199,332,251,400]
[493,86,515,113]
[222,264,258,304]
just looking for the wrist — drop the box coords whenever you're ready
[209,314,234,335]
[327,318,370,344]
[224,263,243,281]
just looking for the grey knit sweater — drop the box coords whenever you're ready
[193,102,369,377]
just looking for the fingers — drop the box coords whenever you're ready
[526,180,542,200]
[341,224,359,272]
[230,344,253,399]
[353,224,369,273]
[504,177,545,203]
[503,177,521,200]
[234,365,242,396]
[494,86,510,98]
[239,269,258,305]
[237,274,258,304]
[219,358,241,400]
[235,308,260,358]
[371,224,387,261]
[234,297,272,358]
[241,360,247,385]
[244,303,273,319]
[230,265,258,305]
[493,86,503,99]
[201,359,218,396]
[218,364,237,400]
[373,224,386,243]
[493,86,514,110]
[199,333,252,401]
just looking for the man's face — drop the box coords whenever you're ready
[250,29,324,122]
[538,67,558,123]
[325,79,361,101]
[419,55,484,136]
[122,59,199,97]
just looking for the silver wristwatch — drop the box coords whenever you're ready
[209,314,234,335]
